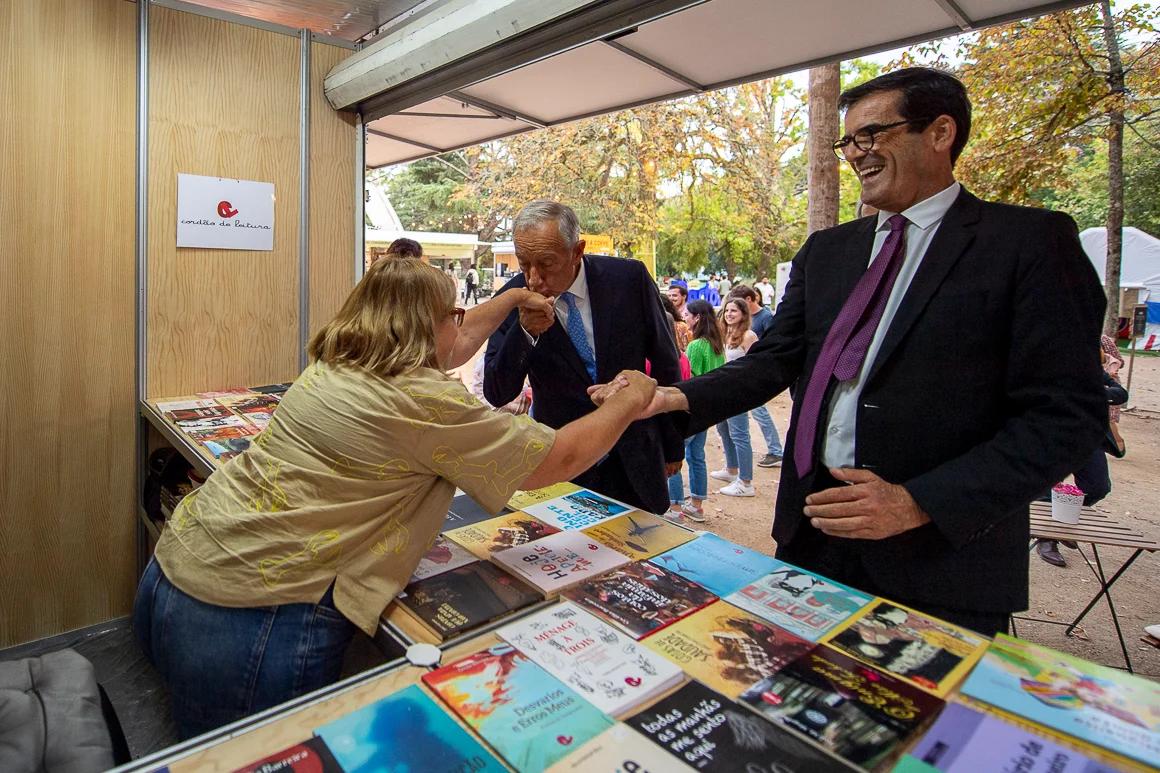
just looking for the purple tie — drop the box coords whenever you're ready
[793,214,909,478]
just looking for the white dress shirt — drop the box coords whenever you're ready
[523,259,596,358]
[820,181,961,469]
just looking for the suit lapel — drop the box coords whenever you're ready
[585,256,614,382]
[836,217,879,303]
[866,188,982,383]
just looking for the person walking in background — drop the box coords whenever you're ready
[712,297,758,497]
[1101,333,1126,455]
[464,263,480,304]
[730,286,784,467]
[667,299,725,522]
[755,275,776,307]
[717,274,733,298]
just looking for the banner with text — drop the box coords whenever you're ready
[177,174,275,251]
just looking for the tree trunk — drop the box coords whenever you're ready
[1101,0,1125,337]
[807,64,841,235]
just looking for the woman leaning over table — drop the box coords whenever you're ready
[133,257,657,739]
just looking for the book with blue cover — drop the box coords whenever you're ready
[725,560,873,641]
[651,533,780,596]
[314,684,504,773]
[423,644,614,773]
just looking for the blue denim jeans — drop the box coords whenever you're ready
[668,431,708,502]
[133,559,355,740]
[717,413,753,481]
[751,405,783,456]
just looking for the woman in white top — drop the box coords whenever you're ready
[711,298,758,497]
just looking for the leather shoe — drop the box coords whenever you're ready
[1060,539,1078,549]
[1036,540,1066,567]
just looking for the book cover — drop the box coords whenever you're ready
[740,644,944,770]
[520,488,633,531]
[896,701,1118,772]
[442,492,511,530]
[643,602,812,698]
[396,562,541,641]
[174,414,252,432]
[562,560,717,639]
[164,405,235,423]
[409,535,479,582]
[545,723,696,772]
[490,531,631,596]
[725,559,873,642]
[196,388,257,398]
[823,600,989,696]
[497,601,685,718]
[422,644,614,773]
[628,681,856,772]
[217,393,281,414]
[650,533,779,596]
[581,511,696,559]
[313,684,506,773]
[444,512,560,560]
[507,482,580,510]
[232,736,342,773]
[155,398,218,412]
[959,633,1160,767]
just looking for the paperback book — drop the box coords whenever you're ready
[651,533,780,596]
[894,702,1118,773]
[442,492,511,530]
[959,633,1160,767]
[725,559,873,641]
[444,512,560,560]
[627,681,856,773]
[313,684,506,773]
[217,393,281,414]
[497,601,685,717]
[545,723,696,772]
[422,644,614,773]
[164,405,235,423]
[581,511,696,559]
[155,398,218,412]
[740,644,944,770]
[396,561,541,641]
[562,560,717,640]
[490,530,631,597]
[408,535,479,582]
[520,488,633,531]
[175,414,252,432]
[232,736,342,773]
[507,482,580,510]
[823,600,989,696]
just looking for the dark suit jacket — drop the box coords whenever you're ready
[484,255,683,514]
[678,188,1107,614]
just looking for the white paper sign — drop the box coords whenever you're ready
[177,173,275,250]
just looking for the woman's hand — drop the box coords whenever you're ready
[517,290,556,337]
[608,369,657,413]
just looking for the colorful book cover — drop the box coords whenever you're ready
[442,492,511,530]
[581,511,696,559]
[174,414,252,432]
[409,535,479,582]
[507,482,580,510]
[164,405,235,423]
[562,560,717,639]
[823,600,989,696]
[490,531,631,596]
[155,398,218,412]
[628,681,856,773]
[217,393,281,414]
[724,559,873,642]
[497,601,685,717]
[895,701,1118,772]
[741,644,944,770]
[231,736,342,773]
[313,684,506,773]
[423,644,614,773]
[545,723,696,772]
[643,602,812,698]
[650,533,780,596]
[397,561,541,641]
[444,512,560,560]
[196,388,257,398]
[520,488,634,531]
[959,633,1160,767]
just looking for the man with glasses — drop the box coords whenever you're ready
[592,68,1106,635]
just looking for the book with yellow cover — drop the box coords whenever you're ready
[507,482,580,510]
[581,511,696,559]
[444,512,560,560]
[822,599,989,697]
[643,602,811,698]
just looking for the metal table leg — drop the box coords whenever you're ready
[1064,546,1143,673]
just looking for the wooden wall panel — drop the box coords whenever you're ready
[147,7,301,397]
[309,43,358,338]
[0,0,137,647]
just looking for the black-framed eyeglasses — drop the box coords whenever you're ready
[833,118,928,159]
[449,307,466,327]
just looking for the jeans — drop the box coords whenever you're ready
[716,413,753,481]
[133,559,355,740]
[751,405,783,456]
[668,431,708,503]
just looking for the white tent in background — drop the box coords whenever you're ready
[1081,227,1160,349]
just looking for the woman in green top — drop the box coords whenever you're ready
[666,298,726,522]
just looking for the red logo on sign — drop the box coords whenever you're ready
[217,200,239,218]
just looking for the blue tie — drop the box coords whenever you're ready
[561,291,597,383]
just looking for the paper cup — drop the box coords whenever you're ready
[1051,491,1083,524]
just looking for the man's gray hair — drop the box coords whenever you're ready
[513,199,581,250]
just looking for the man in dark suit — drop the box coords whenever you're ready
[591,68,1106,635]
[484,200,683,514]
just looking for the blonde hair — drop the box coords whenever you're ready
[308,257,455,377]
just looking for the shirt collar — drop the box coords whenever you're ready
[563,257,589,302]
[876,181,961,232]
